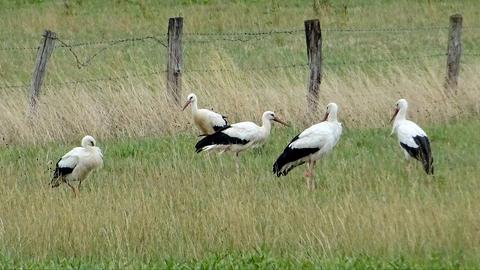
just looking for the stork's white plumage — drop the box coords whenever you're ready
[391,99,434,174]
[51,135,104,196]
[273,103,342,189]
[182,93,228,135]
[195,111,288,170]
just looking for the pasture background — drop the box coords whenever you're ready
[0,0,479,268]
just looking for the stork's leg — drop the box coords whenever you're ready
[234,152,240,174]
[403,155,414,176]
[403,151,413,174]
[66,182,78,197]
[304,169,311,189]
[310,160,317,189]
[78,180,83,192]
[304,161,314,189]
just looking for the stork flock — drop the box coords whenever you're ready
[51,94,434,195]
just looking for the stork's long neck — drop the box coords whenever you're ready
[260,117,272,138]
[391,107,407,135]
[82,145,93,150]
[394,107,407,123]
[191,100,198,114]
[327,110,338,123]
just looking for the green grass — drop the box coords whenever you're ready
[0,118,479,268]
[1,0,479,85]
[0,249,472,269]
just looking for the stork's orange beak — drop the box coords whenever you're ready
[181,100,191,111]
[390,108,399,123]
[273,117,289,127]
[322,112,329,122]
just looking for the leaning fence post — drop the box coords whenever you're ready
[304,19,322,115]
[445,14,462,92]
[30,29,56,114]
[166,17,183,105]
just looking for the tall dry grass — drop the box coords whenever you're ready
[0,60,478,145]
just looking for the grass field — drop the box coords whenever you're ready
[0,0,479,268]
[1,118,480,268]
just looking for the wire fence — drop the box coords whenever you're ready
[0,23,479,91]
[0,53,456,91]
[54,36,167,68]
[0,24,469,51]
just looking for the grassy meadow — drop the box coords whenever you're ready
[0,0,480,268]
[1,119,480,268]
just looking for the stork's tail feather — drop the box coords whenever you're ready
[50,161,62,188]
[195,136,212,153]
[50,159,74,187]
[50,168,62,188]
[414,136,434,175]
[50,177,61,188]
[273,152,291,177]
[273,144,320,177]
[423,158,434,175]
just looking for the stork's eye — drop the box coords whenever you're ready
[90,141,94,146]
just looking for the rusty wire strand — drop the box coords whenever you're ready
[54,36,167,69]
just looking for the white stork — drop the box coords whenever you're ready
[195,111,288,171]
[182,93,228,135]
[51,135,104,196]
[273,103,342,189]
[390,99,434,174]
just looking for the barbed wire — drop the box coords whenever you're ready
[0,45,38,51]
[0,70,167,91]
[184,28,303,37]
[47,69,168,87]
[325,53,446,66]
[185,35,281,44]
[54,35,167,48]
[54,36,167,69]
[0,64,305,89]
[3,23,480,50]
[323,26,449,33]
[182,26,459,36]
[185,63,308,73]
[2,24,478,52]
[2,51,478,90]
[0,83,30,90]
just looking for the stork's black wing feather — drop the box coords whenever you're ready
[195,126,249,153]
[273,134,320,177]
[400,135,434,174]
[50,158,75,188]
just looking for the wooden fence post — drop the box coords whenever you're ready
[30,30,56,114]
[304,19,322,115]
[445,14,462,92]
[166,17,183,105]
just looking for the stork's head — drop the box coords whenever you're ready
[322,102,339,122]
[182,93,197,111]
[263,111,289,126]
[390,98,408,123]
[81,135,96,148]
